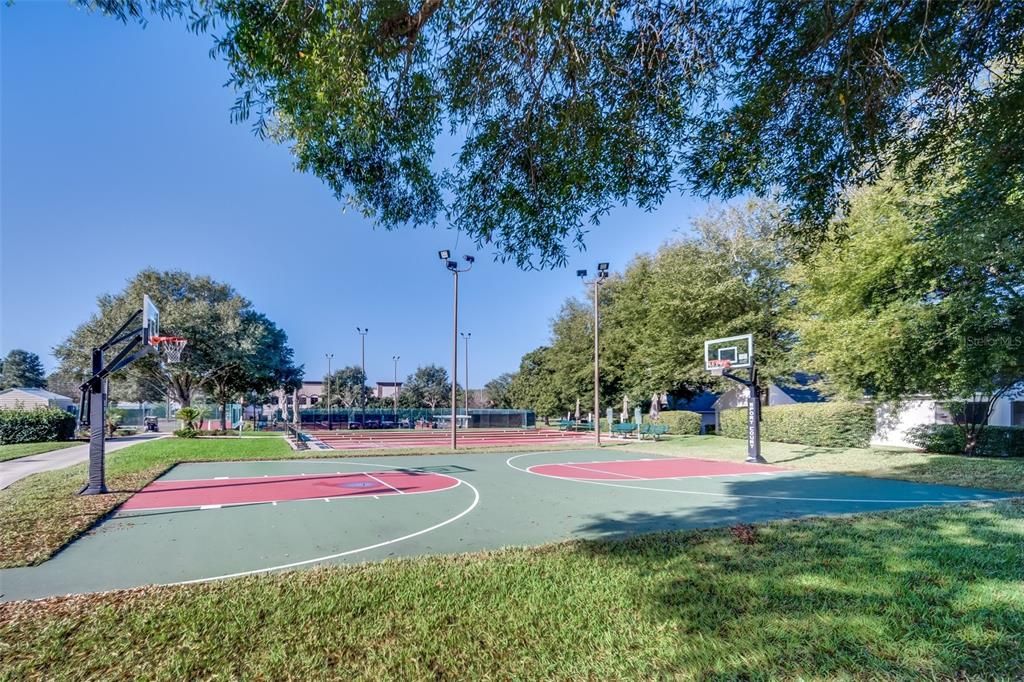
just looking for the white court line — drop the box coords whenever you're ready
[365,472,405,494]
[168,476,480,586]
[507,452,1012,505]
[526,463,783,482]
[553,463,647,480]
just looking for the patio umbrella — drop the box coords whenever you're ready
[575,397,581,422]
[650,393,661,420]
[622,395,629,422]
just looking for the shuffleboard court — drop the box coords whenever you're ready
[0,449,1010,602]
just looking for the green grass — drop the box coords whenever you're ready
[0,441,80,463]
[627,435,1024,493]
[0,436,615,568]
[2,501,1022,680]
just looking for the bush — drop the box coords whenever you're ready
[0,408,77,445]
[652,410,703,435]
[720,402,876,448]
[175,406,204,431]
[174,428,199,439]
[908,424,1024,457]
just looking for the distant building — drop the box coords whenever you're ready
[375,381,402,400]
[0,387,76,412]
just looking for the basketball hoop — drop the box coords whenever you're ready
[151,336,188,364]
[708,359,731,377]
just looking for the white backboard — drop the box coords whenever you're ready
[704,334,753,371]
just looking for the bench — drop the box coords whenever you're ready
[557,419,573,431]
[638,424,670,441]
[610,422,638,438]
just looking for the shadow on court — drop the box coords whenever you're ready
[570,498,1024,678]
[572,472,1008,541]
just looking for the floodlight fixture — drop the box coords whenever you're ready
[577,269,588,278]
[464,255,475,263]
[597,262,610,271]
[439,250,451,260]
[600,270,610,279]
[446,260,458,271]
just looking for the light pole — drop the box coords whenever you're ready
[460,332,471,415]
[325,353,334,430]
[356,327,368,428]
[392,355,400,421]
[578,263,610,445]
[439,250,474,450]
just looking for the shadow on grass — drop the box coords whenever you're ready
[770,445,847,463]
[570,476,1024,678]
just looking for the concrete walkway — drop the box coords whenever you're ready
[0,434,165,490]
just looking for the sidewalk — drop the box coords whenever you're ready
[0,434,165,490]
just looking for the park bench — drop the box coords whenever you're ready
[610,422,638,438]
[557,419,573,431]
[638,423,670,441]
[573,421,594,431]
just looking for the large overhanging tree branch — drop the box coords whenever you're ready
[87,0,1024,267]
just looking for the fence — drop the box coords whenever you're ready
[299,407,535,429]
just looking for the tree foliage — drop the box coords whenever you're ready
[510,199,797,416]
[87,0,1024,266]
[324,365,368,408]
[0,350,47,390]
[793,168,1023,454]
[483,373,515,409]
[401,364,452,408]
[54,269,301,409]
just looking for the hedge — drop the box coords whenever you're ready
[907,424,1024,457]
[0,408,77,445]
[720,402,876,448]
[652,411,703,435]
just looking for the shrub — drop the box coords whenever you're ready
[0,408,77,445]
[175,407,204,431]
[720,402,876,448]
[174,428,199,439]
[906,424,965,454]
[908,424,1024,457]
[653,410,703,435]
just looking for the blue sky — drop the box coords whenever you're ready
[1,2,713,387]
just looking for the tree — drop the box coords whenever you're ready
[508,347,560,419]
[88,1,1023,266]
[324,366,367,408]
[0,350,47,390]
[53,269,300,411]
[402,365,452,409]
[483,373,515,409]
[793,169,1024,455]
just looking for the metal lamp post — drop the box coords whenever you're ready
[325,353,334,429]
[460,332,471,415]
[439,250,474,450]
[578,263,610,445]
[392,355,400,420]
[356,327,368,427]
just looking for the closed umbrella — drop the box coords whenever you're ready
[575,397,581,423]
[622,395,629,423]
[650,393,661,420]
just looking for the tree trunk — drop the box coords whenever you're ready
[221,402,228,431]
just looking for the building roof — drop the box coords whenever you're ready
[671,391,719,413]
[774,373,827,403]
[0,387,75,401]
[376,381,403,387]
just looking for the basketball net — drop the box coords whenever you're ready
[708,359,732,376]
[151,336,188,364]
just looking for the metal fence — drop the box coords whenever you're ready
[299,407,535,429]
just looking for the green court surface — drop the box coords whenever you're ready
[0,448,1009,601]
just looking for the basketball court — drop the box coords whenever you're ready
[0,448,1008,602]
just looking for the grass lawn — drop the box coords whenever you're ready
[627,435,1024,493]
[0,441,80,463]
[2,501,1022,679]
[0,436,619,568]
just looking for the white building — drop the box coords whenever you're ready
[872,390,1024,448]
[0,387,76,412]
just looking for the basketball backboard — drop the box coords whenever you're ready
[142,295,159,345]
[704,334,753,371]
